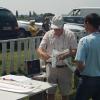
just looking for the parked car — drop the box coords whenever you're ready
[17,20,44,37]
[67,7,100,17]
[62,15,86,42]
[17,20,31,37]
[64,23,86,42]
[0,7,20,40]
[62,16,84,26]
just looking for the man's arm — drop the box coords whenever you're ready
[37,32,50,61]
[57,48,77,60]
[75,38,87,72]
[37,48,51,61]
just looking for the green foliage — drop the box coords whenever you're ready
[16,10,18,18]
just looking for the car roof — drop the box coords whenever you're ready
[63,16,84,18]
[0,7,13,15]
[0,7,11,11]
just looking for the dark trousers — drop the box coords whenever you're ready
[75,76,100,100]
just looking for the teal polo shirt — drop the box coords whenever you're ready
[75,32,100,76]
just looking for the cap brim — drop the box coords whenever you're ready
[51,24,63,29]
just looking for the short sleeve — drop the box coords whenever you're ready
[70,32,77,49]
[75,38,87,62]
[66,30,77,49]
[39,32,49,50]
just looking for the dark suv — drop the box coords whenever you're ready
[0,7,19,40]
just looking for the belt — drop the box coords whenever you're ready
[46,62,67,68]
[45,62,51,65]
[56,65,68,68]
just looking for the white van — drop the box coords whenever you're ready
[68,7,100,17]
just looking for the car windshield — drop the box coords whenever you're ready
[63,16,84,24]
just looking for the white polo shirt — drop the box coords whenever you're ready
[39,29,77,65]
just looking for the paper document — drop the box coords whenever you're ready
[52,49,58,68]
[64,58,76,72]
[1,75,31,82]
[0,75,57,95]
[51,49,69,68]
[0,75,40,93]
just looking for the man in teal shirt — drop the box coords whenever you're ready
[75,13,100,100]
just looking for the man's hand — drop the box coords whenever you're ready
[42,52,51,61]
[37,48,51,61]
[57,53,67,60]
[74,68,81,77]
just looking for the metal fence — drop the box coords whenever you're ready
[0,36,42,75]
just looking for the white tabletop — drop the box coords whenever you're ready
[0,77,56,100]
[0,90,27,100]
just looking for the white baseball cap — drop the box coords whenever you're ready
[51,16,64,29]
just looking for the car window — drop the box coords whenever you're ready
[0,10,17,26]
[0,8,19,40]
[63,16,84,24]
[63,17,74,23]
[75,17,84,24]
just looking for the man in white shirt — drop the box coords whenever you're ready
[37,16,77,100]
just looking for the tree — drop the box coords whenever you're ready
[32,11,37,17]
[29,11,32,17]
[43,13,55,18]
[16,10,19,18]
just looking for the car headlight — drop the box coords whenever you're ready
[70,29,85,42]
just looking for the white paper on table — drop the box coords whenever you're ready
[1,75,31,82]
[0,75,36,89]
[0,75,47,93]
[64,58,76,72]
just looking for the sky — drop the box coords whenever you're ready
[0,0,100,15]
